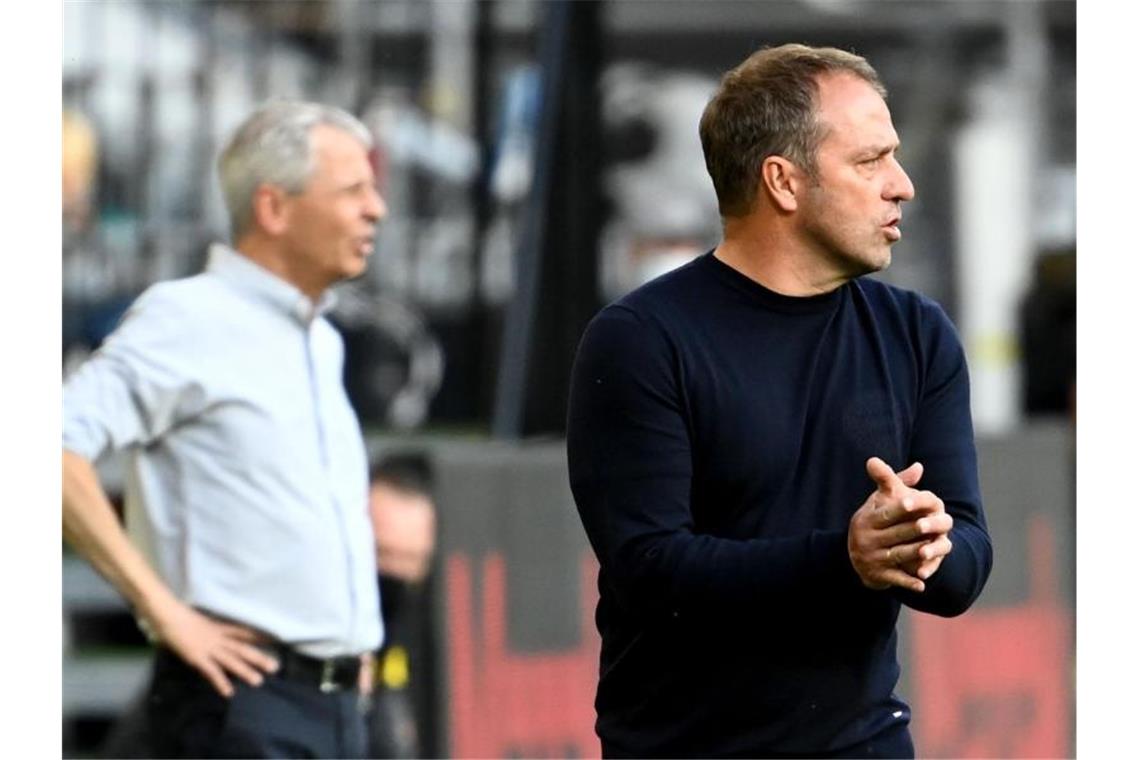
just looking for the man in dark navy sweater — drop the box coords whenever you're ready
[567,44,992,758]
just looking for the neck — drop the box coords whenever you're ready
[715,213,847,296]
[233,234,324,304]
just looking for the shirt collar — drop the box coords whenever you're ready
[206,243,337,324]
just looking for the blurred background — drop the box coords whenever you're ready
[62,1,1076,757]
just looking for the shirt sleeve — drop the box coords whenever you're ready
[567,305,872,622]
[891,299,994,616]
[63,285,208,463]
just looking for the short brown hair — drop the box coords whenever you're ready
[699,44,886,218]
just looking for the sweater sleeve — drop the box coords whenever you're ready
[567,305,870,620]
[891,300,993,616]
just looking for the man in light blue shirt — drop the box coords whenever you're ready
[63,101,388,758]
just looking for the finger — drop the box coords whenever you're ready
[216,647,267,688]
[873,492,918,529]
[879,567,925,593]
[875,513,945,546]
[917,535,953,562]
[901,536,953,579]
[197,658,235,698]
[880,538,928,569]
[901,490,945,517]
[915,490,946,515]
[218,623,264,643]
[866,457,905,494]
[914,513,952,537]
[915,555,945,580]
[896,461,924,488]
[879,492,948,529]
[231,642,279,674]
[215,625,280,672]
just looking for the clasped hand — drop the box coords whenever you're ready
[848,457,953,593]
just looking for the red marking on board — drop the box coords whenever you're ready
[447,552,601,758]
[910,514,1071,757]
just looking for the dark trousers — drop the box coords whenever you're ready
[145,648,367,759]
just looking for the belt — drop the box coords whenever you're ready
[270,645,362,693]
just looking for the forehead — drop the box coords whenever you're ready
[814,72,898,152]
[309,124,371,171]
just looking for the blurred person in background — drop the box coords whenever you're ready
[363,452,439,759]
[567,44,992,758]
[62,108,97,237]
[1019,246,1076,420]
[63,100,388,758]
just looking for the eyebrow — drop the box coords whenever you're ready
[339,178,373,192]
[855,141,900,160]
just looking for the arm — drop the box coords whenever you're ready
[889,302,994,616]
[63,290,278,696]
[567,307,921,620]
[63,451,278,696]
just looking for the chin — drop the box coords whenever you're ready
[837,251,888,279]
[340,258,369,281]
[858,244,892,273]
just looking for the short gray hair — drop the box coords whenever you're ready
[218,100,373,238]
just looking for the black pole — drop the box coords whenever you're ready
[491,0,603,438]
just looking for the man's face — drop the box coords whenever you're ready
[368,481,436,583]
[796,72,915,278]
[280,124,386,293]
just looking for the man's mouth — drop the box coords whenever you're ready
[882,216,901,242]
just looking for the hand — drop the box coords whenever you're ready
[148,599,279,698]
[848,458,951,593]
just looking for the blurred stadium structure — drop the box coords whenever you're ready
[63,1,1075,757]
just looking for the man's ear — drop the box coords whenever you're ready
[759,156,803,213]
[250,184,291,237]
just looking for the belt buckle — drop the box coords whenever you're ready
[319,659,339,693]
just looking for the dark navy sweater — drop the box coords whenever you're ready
[566,252,992,757]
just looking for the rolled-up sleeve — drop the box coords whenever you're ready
[64,286,202,462]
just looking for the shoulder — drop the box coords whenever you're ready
[129,274,222,321]
[853,276,932,313]
[111,275,211,336]
[101,274,245,361]
[586,254,712,342]
[618,254,710,313]
[853,279,967,384]
[854,278,959,337]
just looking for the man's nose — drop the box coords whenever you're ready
[887,158,916,202]
[365,187,387,222]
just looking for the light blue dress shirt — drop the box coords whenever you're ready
[64,244,383,658]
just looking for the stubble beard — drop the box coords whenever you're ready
[801,200,890,282]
